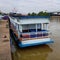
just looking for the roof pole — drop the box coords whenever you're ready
[36,24,37,38]
[18,24,20,38]
[42,23,44,30]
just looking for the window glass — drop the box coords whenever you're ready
[22,24,36,33]
[37,24,41,31]
[43,23,48,30]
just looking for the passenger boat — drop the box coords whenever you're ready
[9,16,53,47]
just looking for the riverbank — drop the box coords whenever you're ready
[0,20,11,60]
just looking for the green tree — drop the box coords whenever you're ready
[27,11,49,16]
[28,13,31,16]
[31,12,37,16]
[43,12,49,16]
[37,11,44,16]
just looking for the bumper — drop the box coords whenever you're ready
[18,38,54,48]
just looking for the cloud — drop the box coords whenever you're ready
[0,0,60,13]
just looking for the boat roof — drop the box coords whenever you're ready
[12,16,50,19]
[10,16,50,25]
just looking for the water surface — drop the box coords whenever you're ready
[11,17,60,60]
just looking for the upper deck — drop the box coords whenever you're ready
[10,16,50,25]
[10,16,50,40]
[10,16,54,47]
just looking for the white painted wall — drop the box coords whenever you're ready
[20,18,49,25]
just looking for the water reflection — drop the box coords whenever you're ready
[10,37,53,60]
[10,17,60,60]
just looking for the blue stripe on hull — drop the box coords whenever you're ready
[18,39,54,48]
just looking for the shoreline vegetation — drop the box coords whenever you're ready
[28,11,49,16]
[0,11,50,16]
[0,11,60,20]
[9,11,50,17]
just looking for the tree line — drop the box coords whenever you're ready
[28,11,49,16]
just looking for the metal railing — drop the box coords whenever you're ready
[20,30,50,40]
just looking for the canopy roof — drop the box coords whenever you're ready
[12,16,50,19]
[10,17,50,25]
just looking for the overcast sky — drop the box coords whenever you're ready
[0,0,60,14]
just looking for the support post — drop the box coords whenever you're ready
[36,24,37,38]
[41,23,44,37]
[18,24,20,38]
[42,23,44,30]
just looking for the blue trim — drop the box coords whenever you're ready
[23,30,48,33]
[18,39,54,48]
[12,16,50,19]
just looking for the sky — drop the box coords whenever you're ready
[0,0,60,14]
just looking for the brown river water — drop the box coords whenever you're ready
[11,17,60,60]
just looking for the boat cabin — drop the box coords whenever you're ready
[10,16,53,47]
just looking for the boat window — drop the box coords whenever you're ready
[17,18,20,22]
[19,25,22,32]
[37,24,41,31]
[22,24,29,33]
[29,24,36,32]
[15,23,18,31]
[22,24,36,33]
[43,23,48,30]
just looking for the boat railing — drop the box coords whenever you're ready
[20,30,50,40]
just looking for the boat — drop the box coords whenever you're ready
[9,16,54,47]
